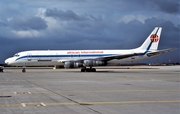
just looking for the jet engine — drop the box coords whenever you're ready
[83,60,106,67]
[64,61,83,68]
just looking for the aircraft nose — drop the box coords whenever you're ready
[5,58,11,65]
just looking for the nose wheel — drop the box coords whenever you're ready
[0,66,3,73]
[22,68,26,73]
[22,66,26,73]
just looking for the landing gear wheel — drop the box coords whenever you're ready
[81,68,85,72]
[81,67,96,72]
[0,66,3,73]
[92,68,96,72]
[86,68,90,72]
[22,68,26,73]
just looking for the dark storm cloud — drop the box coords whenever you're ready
[45,8,88,21]
[45,8,102,22]
[0,16,48,31]
[0,21,7,27]
[43,8,105,43]
[125,0,179,14]
[154,0,180,14]
[10,16,48,31]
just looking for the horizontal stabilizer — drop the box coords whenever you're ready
[146,48,176,57]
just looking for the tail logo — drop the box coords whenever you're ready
[150,34,159,42]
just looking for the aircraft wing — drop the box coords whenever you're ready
[146,48,176,57]
[97,53,138,61]
[58,53,139,63]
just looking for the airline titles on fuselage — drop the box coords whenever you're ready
[67,51,104,54]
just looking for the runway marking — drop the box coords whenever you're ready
[76,100,180,105]
[14,92,31,94]
[57,90,180,93]
[0,77,179,82]
[21,103,26,107]
[0,100,179,107]
[0,90,179,94]
[40,102,47,106]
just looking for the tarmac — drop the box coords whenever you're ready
[0,66,179,114]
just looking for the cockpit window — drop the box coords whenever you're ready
[14,54,20,57]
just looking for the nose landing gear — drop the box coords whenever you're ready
[22,66,26,73]
[0,66,3,73]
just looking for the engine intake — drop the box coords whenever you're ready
[64,61,83,68]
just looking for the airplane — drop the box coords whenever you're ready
[5,27,174,72]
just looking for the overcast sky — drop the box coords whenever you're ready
[0,0,179,64]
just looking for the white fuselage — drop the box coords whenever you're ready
[5,49,148,66]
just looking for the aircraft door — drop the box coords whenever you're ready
[27,53,32,61]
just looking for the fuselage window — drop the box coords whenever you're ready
[14,54,20,57]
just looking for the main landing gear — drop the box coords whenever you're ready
[81,67,96,72]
